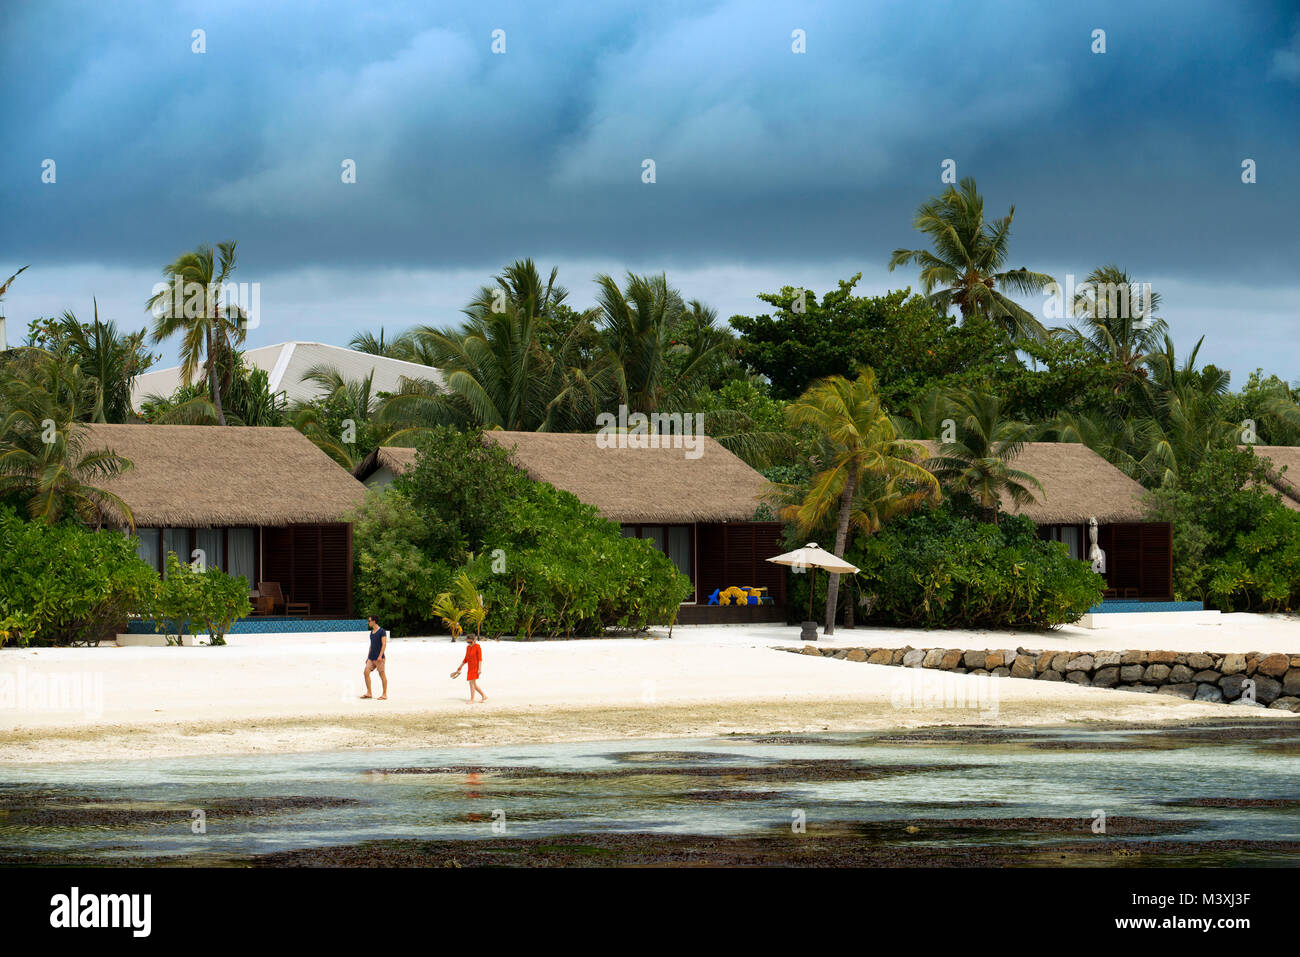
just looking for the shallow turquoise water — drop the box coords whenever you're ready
[0,725,1296,863]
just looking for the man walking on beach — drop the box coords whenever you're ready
[452,635,486,703]
[362,615,388,700]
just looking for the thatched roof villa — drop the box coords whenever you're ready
[355,432,787,622]
[918,440,1170,600]
[356,433,1177,609]
[85,424,367,617]
[1247,445,1300,511]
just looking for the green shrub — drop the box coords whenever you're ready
[0,507,158,647]
[470,480,691,637]
[788,505,1104,630]
[149,554,252,645]
[394,427,532,563]
[374,428,691,637]
[348,488,451,635]
[1146,446,1300,611]
[1204,504,1300,612]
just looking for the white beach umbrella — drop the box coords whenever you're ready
[767,542,860,624]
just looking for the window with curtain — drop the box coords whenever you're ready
[642,526,666,552]
[1060,526,1082,561]
[620,525,636,538]
[228,528,255,586]
[667,526,691,580]
[195,528,224,572]
[162,528,189,574]
[135,528,161,573]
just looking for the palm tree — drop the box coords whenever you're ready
[925,389,1043,524]
[146,241,242,425]
[782,368,940,634]
[0,265,29,311]
[350,327,418,361]
[889,177,1054,342]
[55,301,155,423]
[1129,336,1234,487]
[387,260,597,433]
[593,272,730,412]
[1057,264,1167,395]
[0,351,134,526]
[293,364,383,468]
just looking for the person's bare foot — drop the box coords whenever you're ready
[360,694,372,699]
[377,695,387,700]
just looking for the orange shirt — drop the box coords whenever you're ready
[462,643,482,670]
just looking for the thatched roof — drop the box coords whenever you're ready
[486,431,769,522]
[1247,445,1300,511]
[354,445,418,482]
[916,440,1151,524]
[355,432,769,523]
[82,424,368,527]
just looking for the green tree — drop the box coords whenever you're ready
[146,241,243,426]
[389,260,597,432]
[1057,264,1168,397]
[593,272,732,414]
[0,506,158,646]
[924,389,1042,524]
[29,303,156,423]
[293,365,385,468]
[888,177,1054,342]
[782,368,939,634]
[0,352,134,526]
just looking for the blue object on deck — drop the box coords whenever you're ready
[707,588,721,606]
[1086,600,1203,614]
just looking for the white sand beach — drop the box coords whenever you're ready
[2,615,1297,765]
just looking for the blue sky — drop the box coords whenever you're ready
[3,0,1297,383]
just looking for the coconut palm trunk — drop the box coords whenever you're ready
[207,324,226,426]
[824,465,858,635]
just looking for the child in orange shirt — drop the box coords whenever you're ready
[453,635,486,703]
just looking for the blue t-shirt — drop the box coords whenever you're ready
[368,627,387,660]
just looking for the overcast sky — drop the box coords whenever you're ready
[3,0,1297,384]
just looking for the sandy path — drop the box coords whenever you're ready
[3,619,1295,765]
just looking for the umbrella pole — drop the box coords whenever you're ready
[799,567,818,642]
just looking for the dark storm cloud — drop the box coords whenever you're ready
[4,0,1296,276]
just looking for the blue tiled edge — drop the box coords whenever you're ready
[1086,600,1205,614]
[125,617,367,634]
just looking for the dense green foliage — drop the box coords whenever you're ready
[4,178,1299,635]
[358,427,691,637]
[469,477,692,637]
[786,505,1104,629]
[1146,447,1300,611]
[349,488,452,635]
[0,508,157,646]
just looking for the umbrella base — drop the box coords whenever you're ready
[799,621,819,642]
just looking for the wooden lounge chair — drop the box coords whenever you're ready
[258,581,286,615]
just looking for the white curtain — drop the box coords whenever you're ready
[667,526,691,579]
[1060,526,1081,560]
[162,528,188,573]
[228,528,255,586]
[195,528,224,572]
[135,528,161,573]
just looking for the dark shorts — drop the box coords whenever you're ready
[366,654,385,665]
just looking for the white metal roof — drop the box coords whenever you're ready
[130,341,443,409]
